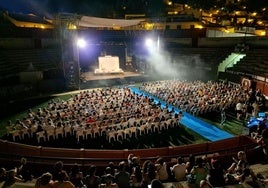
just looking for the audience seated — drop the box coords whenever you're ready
[140,80,248,117]
[35,172,54,188]
[99,174,119,188]
[51,161,69,182]
[83,165,101,188]
[225,150,257,186]
[170,157,187,181]
[129,156,142,187]
[1,168,24,188]
[0,149,267,188]
[155,157,169,182]
[150,178,164,188]
[207,158,225,187]
[0,168,7,183]
[140,160,157,187]
[1,80,267,188]
[53,171,75,188]
[187,157,209,188]
[69,164,85,188]
[17,157,33,182]
[114,161,130,188]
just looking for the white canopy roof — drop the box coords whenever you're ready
[79,16,144,28]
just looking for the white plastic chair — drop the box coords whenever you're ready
[36,131,46,143]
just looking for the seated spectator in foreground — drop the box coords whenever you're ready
[187,157,209,188]
[51,161,69,182]
[35,172,54,188]
[114,161,130,188]
[2,168,24,188]
[200,179,212,188]
[53,171,74,188]
[170,157,186,181]
[207,159,225,187]
[84,165,101,188]
[99,174,119,188]
[0,168,7,183]
[69,163,84,188]
[130,156,142,187]
[17,157,33,182]
[185,154,195,175]
[101,167,115,185]
[140,160,156,188]
[107,162,116,176]
[226,151,257,185]
[155,157,169,182]
[150,179,163,188]
[227,151,249,175]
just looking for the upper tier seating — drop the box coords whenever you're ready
[0,48,61,80]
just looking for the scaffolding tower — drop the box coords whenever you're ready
[54,13,81,90]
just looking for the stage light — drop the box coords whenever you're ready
[77,38,86,48]
[145,37,160,53]
[74,38,87,90]
[145,38,154,48]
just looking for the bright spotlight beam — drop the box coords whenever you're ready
[77,38,86,48]
[145,38,154,48]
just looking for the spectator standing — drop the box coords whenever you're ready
[236,101,244,120]
[220,107,226,127]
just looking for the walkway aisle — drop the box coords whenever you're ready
[129,86,233,142]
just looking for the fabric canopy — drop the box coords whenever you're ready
[79,16,144,28]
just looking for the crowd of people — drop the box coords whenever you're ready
[0,151,267,188]
[5,87,182,147]
[140,80,247,116]
[2,79,268,187]
[6,79,267,147]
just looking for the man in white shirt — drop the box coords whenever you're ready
[171,157,186,181]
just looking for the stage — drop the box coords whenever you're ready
[81,71,143,81]
[80,71,154,89]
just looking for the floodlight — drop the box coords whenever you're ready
[77,38,86,48]
[145,38,154,48]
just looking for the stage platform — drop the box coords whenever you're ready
[81,71,143,81]
[80,71,154,89]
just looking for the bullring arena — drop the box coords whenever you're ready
[1,12,268,188]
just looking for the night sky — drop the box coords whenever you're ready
[0,0,166,18]
[1,0,268,18]
[0,0,116,17]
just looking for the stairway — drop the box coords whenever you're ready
[218,53,246,73]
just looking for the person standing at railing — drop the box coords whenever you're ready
[220,107,226,127]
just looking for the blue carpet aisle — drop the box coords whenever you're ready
[129,86,233,142]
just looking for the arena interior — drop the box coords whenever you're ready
[0,10,268,188]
